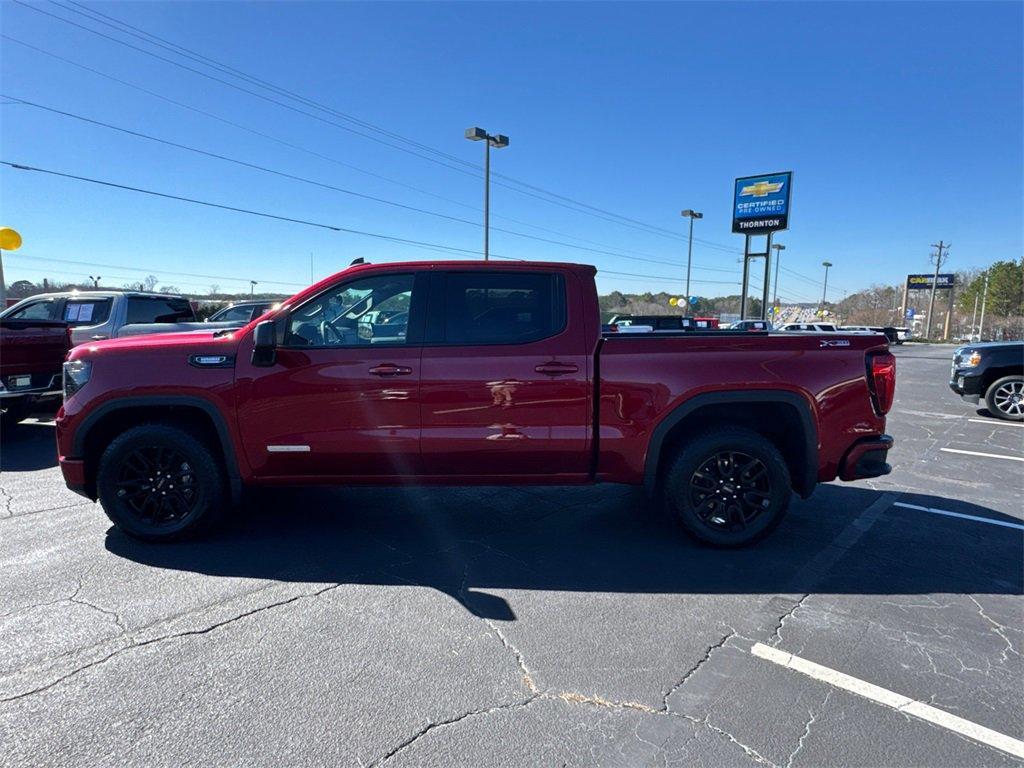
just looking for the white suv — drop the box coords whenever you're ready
[781,322,838,332]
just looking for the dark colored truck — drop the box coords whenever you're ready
[55,261,896,546]
[949,341,1024,421]
[0,318,71,428]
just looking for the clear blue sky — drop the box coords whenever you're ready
[2,1,1021,303]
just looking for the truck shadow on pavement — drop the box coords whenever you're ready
[106,483,1023,620]
[0,419,59,471]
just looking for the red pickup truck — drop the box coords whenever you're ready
[55,261,895,547]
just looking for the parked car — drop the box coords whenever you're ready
[0,291,201,346]
[781,322,838,332]
[0,316,70,427]
[56,260,895,547]
[207,300,279,324]
[729,320,772,331]
[949,341,1024,421]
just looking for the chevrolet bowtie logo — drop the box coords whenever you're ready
[740,180,784,197]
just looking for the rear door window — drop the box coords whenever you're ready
[126,297,195,324]
[63,298,112,326]
[436,272,566,345]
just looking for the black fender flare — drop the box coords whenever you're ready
[73,395,243,504]
[642,390,818,498]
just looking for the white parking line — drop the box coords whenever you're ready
[968,418,1024,428]
[893,501,1024,531]
[752,643,1024,760]
[940,447,1024,462]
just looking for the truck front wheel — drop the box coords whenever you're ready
[985,375,1024,421]
[663,427,792,547]
[96,424,226,541]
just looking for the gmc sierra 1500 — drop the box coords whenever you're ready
[55,261,895,546]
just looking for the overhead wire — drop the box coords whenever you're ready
[17,0,750,252]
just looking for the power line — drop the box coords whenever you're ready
[3,162,752,298]
[16,0,748,252]
[4,94,751,278]
[4,253,307,288]
[2,36,743,273]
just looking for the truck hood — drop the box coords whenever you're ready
[69,328,242,359]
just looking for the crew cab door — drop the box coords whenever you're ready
[419,269,591,478]
[235,272,426,479]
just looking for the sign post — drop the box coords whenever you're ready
[904,273,955,340]
[733,172,792,320]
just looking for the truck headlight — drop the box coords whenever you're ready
[63,360,92,399]
[960,351,982,368]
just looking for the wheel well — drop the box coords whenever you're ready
[654,401,813,497]
[81,405,225,498]
[982,366,1024,393]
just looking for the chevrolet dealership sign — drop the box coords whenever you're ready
[732,172,792,234]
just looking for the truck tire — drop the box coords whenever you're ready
[96,423,227,541]
[985,375,1024,421]
[662,427,792,547]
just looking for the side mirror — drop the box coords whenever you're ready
[251,320,277,367]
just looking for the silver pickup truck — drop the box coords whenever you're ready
[0,291,244,346]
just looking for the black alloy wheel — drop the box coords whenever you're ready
[115,446,198,526]
[688,450,772,533]
[663,427,792,547]
[97,423,226,541]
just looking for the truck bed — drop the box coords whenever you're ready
[595,331,890,487]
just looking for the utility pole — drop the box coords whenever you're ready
[978,271,989,340]
[925,240,949,339]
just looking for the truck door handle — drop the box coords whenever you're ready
[369,364,413,377]
[90,334,108,340]
[535,362,579,376]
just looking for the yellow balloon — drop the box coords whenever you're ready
[0,228,22,251]
[668,297,678,306]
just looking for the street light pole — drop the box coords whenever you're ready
[771,243,785,307]
[250,280,258,296]
[680,209,703,303]
[821,261,833,309]
[465,127,509,261]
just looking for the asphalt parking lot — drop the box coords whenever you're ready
[1,343,1021,767]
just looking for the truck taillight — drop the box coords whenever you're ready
[867,351,896,415]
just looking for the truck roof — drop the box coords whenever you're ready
[5,290,190,301]
[283,259,598,310]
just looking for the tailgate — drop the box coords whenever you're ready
[0,320,70,380]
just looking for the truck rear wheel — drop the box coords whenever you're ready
[96,423,226,541]
[662,427,791,547]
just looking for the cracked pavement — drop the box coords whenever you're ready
[1,345,1021,766]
